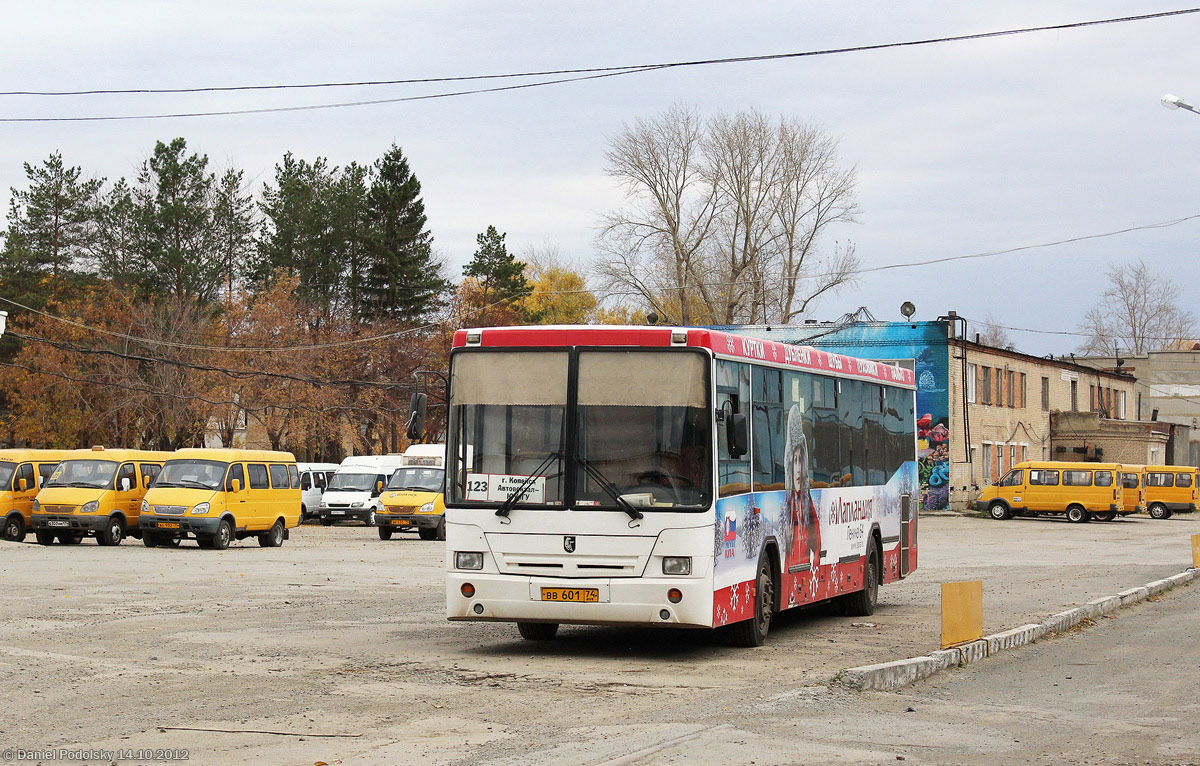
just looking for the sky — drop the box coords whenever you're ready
[3,1,1200,356]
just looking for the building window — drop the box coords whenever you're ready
[1070,380,1078,411]
[982,443,993,480]
[1041,377,1050,411]
[1119,390,1126,420]
[1089,385,1097,412]
[1019,373,1027,408]
[966,363,977,403]
[981,367,993,405]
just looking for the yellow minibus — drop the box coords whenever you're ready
[31,446,171,545]
[975,461,1124,523]
[138,448,301,549]
[0,448,70,542]
[1141,465,1199,520]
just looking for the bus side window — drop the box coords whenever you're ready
[301,472,312,491]
[288,464,300,489]
[225,463,245,492]
[37,463,55,488]
[716,359,751,497]
[1175,473,1193,488]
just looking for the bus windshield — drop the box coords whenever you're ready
[46,460,118,489]
[328,473,382,492]
[154,460,228,490]
[387,467,445,492]
[446,349,711,511]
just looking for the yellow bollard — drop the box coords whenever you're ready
[941,580,984,649]
[1192,534,1200,569]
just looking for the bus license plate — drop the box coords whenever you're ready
[541,588,599,603]
[391,519,410,526]
[157,522,180,529]
[47,520,69,527]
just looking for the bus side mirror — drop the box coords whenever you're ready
[727,413,748,459]
[375,480,384,495]
[119,477,132,492]
[406,392,427,441]
[17,478,27,492]
[230,478,242,493]
[143,475,151,489]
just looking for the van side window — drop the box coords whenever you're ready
[268,464,289,489]
[301,472,312,490]
[1029,469,1059,486]
[1121,473,1139,489]
[14,463,34,491]
[1062,470,1092,487]
[247,464,270,490]
[999,470,1023,487]
[1147,472,1174,487]
[373,474,387,496]
[116,462,137,489]
[1093,470,1113,487]
[140,464,162,485]
[1175,473,1193,488]
[37,463,55,488]
[288,464,300,489]
[225,463,245,491]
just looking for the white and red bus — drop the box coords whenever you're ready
[442,325,918,646]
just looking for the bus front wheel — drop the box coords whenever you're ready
[1066,505,1089,523]
[730,553,775,647]
[988,502,1011,520]
[517,622,559,641]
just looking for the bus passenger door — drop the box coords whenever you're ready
[900,493,916,576]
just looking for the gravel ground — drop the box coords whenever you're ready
[0,512,1195,765]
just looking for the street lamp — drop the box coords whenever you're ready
[1162,93,1200,116]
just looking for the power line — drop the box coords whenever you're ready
[2,7,1196,121]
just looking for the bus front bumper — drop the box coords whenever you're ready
[139,514,221,535]
[379,513,441,529]
[446,573,713,628]
[31,513,107,533]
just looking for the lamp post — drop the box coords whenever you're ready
[1162,93,1200,116]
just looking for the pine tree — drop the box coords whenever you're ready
[463,225,530,305]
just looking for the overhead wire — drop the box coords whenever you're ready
[2,7,1197,120]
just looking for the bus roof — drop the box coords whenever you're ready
[452,325,916,389]
[58,447,174,462]
[169,448,296,463]
[0,448,72,463]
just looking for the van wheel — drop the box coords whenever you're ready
[517,622,559,641]
[3,514,25,542]
[1066,505,1089,523]
[988,502,1011,520]
[1148,503,1169,520]
[436,517,446,541]
[97,516,125,546]
[1094,511,1116,522]
[35,530,56,545]
[378,527,393,540]
[211,520,233,550]
[845,544,881,617]
[366,510,376,527]
[730,553,775,647]
[258,520,285,548]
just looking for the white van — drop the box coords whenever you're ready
[298,462,339,521]
[316,455,408,527]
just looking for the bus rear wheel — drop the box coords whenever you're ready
[3,514,25,542]
[1148,503,1170,520]
[845,544,880,617]
[988,502,1011,520]
[730,553,775,647]
[1094,511,1117,522]
[517,622,559,641]
[1066,505,1089,523]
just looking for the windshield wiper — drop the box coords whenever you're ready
[496,452,560,518]
[176,480,215,490]
[575,456,643,521]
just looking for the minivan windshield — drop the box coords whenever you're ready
[327,473,380,492]
[46,459,118,489]
[387,467,444,492]
[154,459,228,490]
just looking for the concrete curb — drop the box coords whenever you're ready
[837,567,1198,692]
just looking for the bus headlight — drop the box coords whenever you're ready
[455,552,484,570]
[141,500,150,515]
[419,501,435,513]
[31,499,40,513]
[80,500,99,514]
[662,557,692,576]
[190,502,210,515]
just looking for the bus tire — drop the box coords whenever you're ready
[436,516,446,541]
[211,519,233,550]
[35,530,56,546]
[143,533,160,548]
[258,520,284,548]
[1066,505,1088,523]
[1095,511,1116,522]
[97,516,125,546]
[730,552,775,647]
[418,527,437,541]
[366,510,376,527]
[517,622,559,641]
[845,544,881,617]
[378,526,393,540]
[3,514,25,542]
[1148,503,1169,520]
[988,501,1011,520]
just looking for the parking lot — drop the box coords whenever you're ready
[1,512,1197,766]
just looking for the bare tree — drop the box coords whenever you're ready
[595,106,859,325]
[1077,260,1196,355]
[975,312,1013,348]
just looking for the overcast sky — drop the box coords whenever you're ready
[3,2,1199,355]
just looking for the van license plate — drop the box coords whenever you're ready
[47,520,69,527]
[331,510,345,515]
[541,588,599,603]
[391,519,410,525]
[157,522,180,529]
